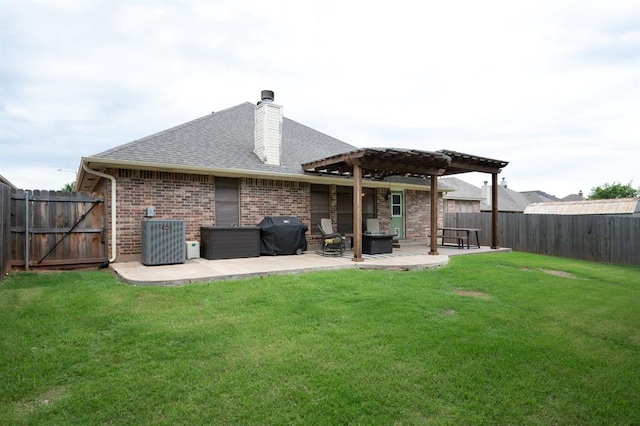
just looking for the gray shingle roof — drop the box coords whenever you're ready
[520,190,560,203]
[90,102,358,176]
[440,177,482,200]
[481,186,531,212]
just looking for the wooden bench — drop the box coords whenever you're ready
[429,234,469,249]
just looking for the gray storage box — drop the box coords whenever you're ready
[200,227,260,260]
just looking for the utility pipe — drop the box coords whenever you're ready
[82,164,117,263]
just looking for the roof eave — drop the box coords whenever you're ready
[77,157,448,193]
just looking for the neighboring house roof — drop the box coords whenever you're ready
[0,174,17,189]
[481,185,531,212]
[524,198,640,215]
[441,178,532,212]
[520,190,559,204]
[560,193,586,202]
[440,177,483,200]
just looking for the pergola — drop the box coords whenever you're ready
[301,148,509,262]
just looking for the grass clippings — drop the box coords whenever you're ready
[454,289,491,298]
[541,269,578,279]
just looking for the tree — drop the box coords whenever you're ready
[62,182,75,192]
[588,181,639,200]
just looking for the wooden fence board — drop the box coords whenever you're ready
[445,212,640,267]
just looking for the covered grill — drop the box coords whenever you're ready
[258,216,308,255]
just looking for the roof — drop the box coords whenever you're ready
[524,198,640,215]
[78,102,358,191]
[560,193,586,202]
[481,185,531,212]
[520,190,560,204]
[77,101,508,192]
[440,177,483,200]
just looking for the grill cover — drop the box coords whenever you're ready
[258,216,308,255]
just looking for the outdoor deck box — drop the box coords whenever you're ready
[362,232,393,255]
[200,226,260,260]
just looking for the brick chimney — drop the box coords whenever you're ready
[254,90,282,165]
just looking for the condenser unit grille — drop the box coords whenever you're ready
[141,220,186,265]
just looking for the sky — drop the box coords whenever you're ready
[1,0,639,198]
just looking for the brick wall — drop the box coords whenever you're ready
[241,178,310,226]
[445,199,481,213]
[94,169,443,260]
[98,169,216,260]
[404,190,443,239]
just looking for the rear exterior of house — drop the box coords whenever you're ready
[79,92,444,262]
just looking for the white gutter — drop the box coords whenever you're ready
[82,163,117,263]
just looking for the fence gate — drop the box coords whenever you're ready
[11,189,107,269]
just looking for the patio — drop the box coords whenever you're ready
[111,241,511,286]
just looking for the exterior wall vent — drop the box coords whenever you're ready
[141,219,186,265]
[254,90,282,165]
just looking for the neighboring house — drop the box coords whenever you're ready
[560,191,586,201]
[75,90,507,262]
[520,190,560,204]
[480,180,531,213]
[440,177,483,213]
[524,198,640,216]
[441,177,531,213]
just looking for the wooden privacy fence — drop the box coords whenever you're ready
[11,189,107,269]
[445,212,640,267]
[0,183,11,280]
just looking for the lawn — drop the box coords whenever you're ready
[1,252,639,425]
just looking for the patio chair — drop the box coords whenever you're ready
[366,218,380,233]
[317,218,344,256]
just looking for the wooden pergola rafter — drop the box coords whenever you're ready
[301,148,508,262]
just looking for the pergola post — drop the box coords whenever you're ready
[429,174,439,255]
[491,172,499,249]
[352,161,364,262]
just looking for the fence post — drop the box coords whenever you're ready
[491,173,499,249]
[24,190,29,271]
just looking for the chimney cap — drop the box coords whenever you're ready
[260,90,274,103]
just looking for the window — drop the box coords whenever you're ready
[336,186,353,234]
[336,186,376,234]
[310,184,329,235]
[391,193,402,217]
[215,177,239,226]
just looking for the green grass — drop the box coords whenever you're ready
[1,252,639,425]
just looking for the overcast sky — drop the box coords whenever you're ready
[1,0,638,198]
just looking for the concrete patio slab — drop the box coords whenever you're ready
[110,242,511,286]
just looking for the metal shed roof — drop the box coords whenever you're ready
[524,198,640,215]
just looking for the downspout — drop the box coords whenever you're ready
[82,164,117,263]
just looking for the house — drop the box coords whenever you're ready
[524,198,640,216]
[520,190,560,204]
[441,177,531,213]
[560,191,586,202]
[75,90,508,262]
[440,177,483,213]
[480,180,531,213]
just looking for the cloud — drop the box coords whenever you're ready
[0,0,638,198]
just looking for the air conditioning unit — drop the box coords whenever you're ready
[141,220,186,265]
